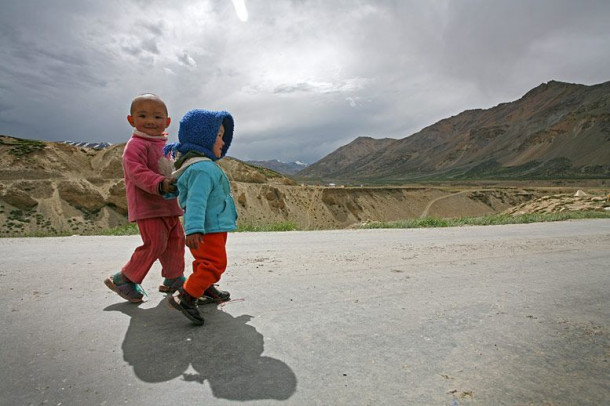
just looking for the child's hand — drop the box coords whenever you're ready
[186,233,204,249]
[160,177,177,194]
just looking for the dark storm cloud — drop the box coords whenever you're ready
[437,0,610,93]
[1,0,609,163]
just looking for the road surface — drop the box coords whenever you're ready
[1,219,609,405]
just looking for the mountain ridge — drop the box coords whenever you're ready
[298,80,610,182]
[1,135,607,237]
[246,159,309,175]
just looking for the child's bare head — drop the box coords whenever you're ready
[130,93,168,116]
[127,93,171,137]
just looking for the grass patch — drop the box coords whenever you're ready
[98,223,140,236]
[99,220,300,235]
[237,221,298,232]
[1,220,300,237]
[358,210,610,229]
[4,212,609,238]
[0,136,46,157]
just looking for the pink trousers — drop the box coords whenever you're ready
[122,216,185,284]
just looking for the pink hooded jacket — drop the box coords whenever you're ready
[122,131,183,222]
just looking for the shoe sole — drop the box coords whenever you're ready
[200,285,230,305]
[161,287,229,305]
[167,295,204,326]
[158,285,177,293]
[104,277,143,303]
[197,295,230,305]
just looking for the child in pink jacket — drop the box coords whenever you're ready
[104,93,186,302]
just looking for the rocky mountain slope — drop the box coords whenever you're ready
[0,136,291,236]
[0,136,568,236]
[2,136,608,237]
[299,80,610,182]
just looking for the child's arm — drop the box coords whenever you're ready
[123,141,166,195]
[182,168,214,236]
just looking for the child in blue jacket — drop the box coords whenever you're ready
[164,109,238,325]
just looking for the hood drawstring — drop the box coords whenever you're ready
[164,142,179,159]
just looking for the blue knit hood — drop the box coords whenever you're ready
[164,109,234,161]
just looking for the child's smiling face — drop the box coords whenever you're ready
[212,124,225,158]
[127,99,171,137]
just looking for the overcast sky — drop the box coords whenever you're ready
[1,0,609,164]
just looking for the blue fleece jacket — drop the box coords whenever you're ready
[163,109,238,235]
[175,159,237,235]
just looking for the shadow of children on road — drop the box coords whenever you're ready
[104,300,297,401]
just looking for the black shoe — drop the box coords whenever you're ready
[198,284,231,305]
[167,290,204,325]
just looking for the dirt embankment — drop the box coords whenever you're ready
[234,185,537,229]
[1,136,609,236]
[2,175,608,237]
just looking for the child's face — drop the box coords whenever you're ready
[212,124,225,158]
[127,100,171,137]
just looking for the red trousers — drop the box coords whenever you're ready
[122,216,185,284]
[183,232,228,298]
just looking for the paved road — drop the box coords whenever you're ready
[1,219,609,405]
